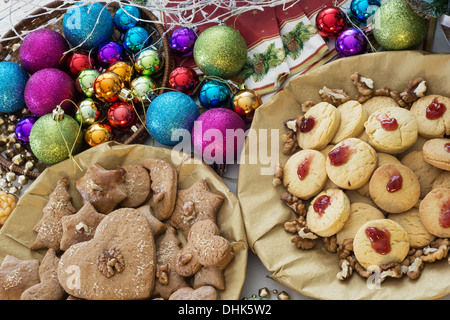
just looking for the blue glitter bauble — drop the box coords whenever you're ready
[114,5,141,32]
[123,26,152,53]
[146,91,200,146]
[348,0,381,24]
[63,2,114,50]
[0,62,29,113]
[199,80,232,110]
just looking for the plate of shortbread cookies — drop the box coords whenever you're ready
[0,142,247,300]
[238,51,450,300]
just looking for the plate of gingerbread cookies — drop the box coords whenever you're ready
[0,142,247,300]
[238,51,450,300]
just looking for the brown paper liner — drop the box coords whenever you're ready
[238,51,450,300]
[0,142,248,300]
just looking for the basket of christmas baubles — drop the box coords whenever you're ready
[0,1,175,189]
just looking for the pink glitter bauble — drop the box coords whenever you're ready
[24,68,76,117]
[192,108,247,164]
[19,29,70,74]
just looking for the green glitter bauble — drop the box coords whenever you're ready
[193,25,248,79]
[29,110,84,165]
[372,0,428,50]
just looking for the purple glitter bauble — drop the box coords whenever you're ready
[19,29,70,74]
[170,27,198,57]
[24,68,76,117]
[192,108,246,164]
[97,41,125,67]
[15,116,37,144]
[335,28,368,57]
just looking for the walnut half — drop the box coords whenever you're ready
[97,247,125,278]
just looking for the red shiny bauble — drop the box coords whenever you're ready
[168,66,200,96]
[315,6,348,38]
[107,101,137,131]
[65,50,96,77]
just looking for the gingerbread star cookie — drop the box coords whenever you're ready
[21,249,65,300]
[0,255,40,300]
[31,177,76,252]
[142,158,178,221]
[169,179,224,239]
[60,202,106,251]
[153,227,189,300]
[75,164,127,214]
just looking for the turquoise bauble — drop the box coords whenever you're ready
[0,62,29,113]
[198,79,231,110]
[146,91,200,146]
[63,2,114,50]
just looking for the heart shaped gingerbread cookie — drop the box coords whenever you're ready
[57,208,156,300]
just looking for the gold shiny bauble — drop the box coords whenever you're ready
[84,123,113,147]
[107,61,135,85]
[232,88,262,123]
[93,72,124,102]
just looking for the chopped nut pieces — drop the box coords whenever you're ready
[280,192,306,216]
[400,78,427,104]
[281,131,299,155]
[182,201,195,221]
[350,72,374,97]
[291,234,316,250]
[319,86,351,105]
[272,162,283,187]
[421,238,449,263]
[97,247,125,278]
[156,264,170,286]
[323,235,338,253]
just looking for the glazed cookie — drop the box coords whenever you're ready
[331,100,368,144]
[362,96,399,116]
[419,188,450,238]
[357,152,401,197]
[283,149,327,199]
[388,208,435,248]
[369,163,420,213]
[336,202,385,246]
[410,94,450,138]
[296,102,341,150]
[306,188,351,237]
[325,138,377,190]
[364,107,418,154]
[142,158,178,221]
[422,138,450,171]
[401,151,442,198]
[433,171,450,190]
[353,219,410,269]
[118,164,151,208]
